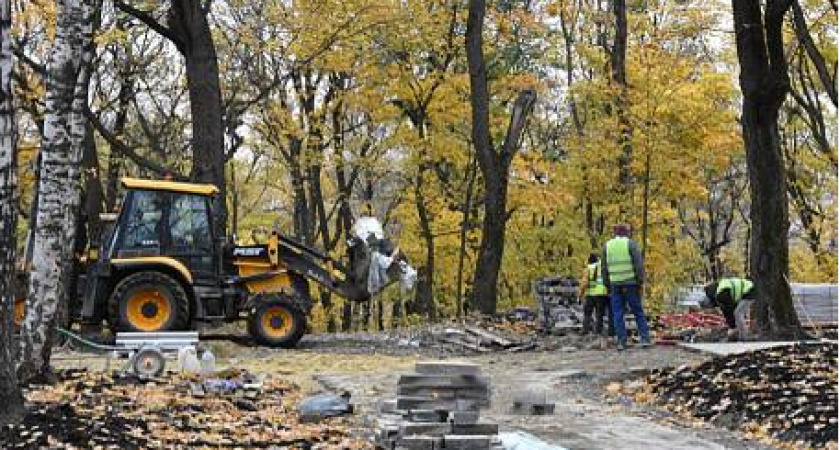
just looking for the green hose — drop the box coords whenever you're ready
[55,327,120,353]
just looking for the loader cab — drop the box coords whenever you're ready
[106,178,219,281]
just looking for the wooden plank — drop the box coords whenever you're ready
[505,342,537,353]
[438,336,491,353]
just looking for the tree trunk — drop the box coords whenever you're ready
[115,0,227,233]
[81,122,104,243]
[170,0,226,235]
[341,300,352,332]
[229,163,238,237]
[456,157,478,318]
[104,16,133,212]
[466,0,536,315]
[20,0,99,381]
[611,0,634,216]
[641,153,651,260]
[0,0,25,423]
[472,179,507,315]
[732,0,802,338]
[410,166,436,319]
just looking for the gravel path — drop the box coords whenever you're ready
[53,331,779,449]
[232,334,776,449]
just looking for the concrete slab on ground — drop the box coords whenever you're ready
[677,341,802,356]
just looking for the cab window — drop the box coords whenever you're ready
[169,194,212,253]
[119,190,166,252]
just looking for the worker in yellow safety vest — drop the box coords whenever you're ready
[601,224,651,351]
[702,277,755,341]
[578,254,614,337]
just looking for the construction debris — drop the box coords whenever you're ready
[299,392,354,423]
[0,368,366,449]
[620,342,838,448]
[424,324,537,355]
[511,390,555,416]
[533,276,583,332]
[653,313,729,343]
[377,361,501,449]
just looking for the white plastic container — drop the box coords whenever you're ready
[178,346,201,374]
[200,348,216,374]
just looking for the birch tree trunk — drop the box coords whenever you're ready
[19,0,98,380]
[0,0,24,424]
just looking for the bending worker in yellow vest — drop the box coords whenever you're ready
[601,224,651,351]
[578,253,614,337]
[702,278,755,341]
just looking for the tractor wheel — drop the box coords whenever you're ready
[109,271,190,332]
[247,297,306,348]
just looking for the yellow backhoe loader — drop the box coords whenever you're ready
[15,177,413,348]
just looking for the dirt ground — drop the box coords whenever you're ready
[52,332,778,450]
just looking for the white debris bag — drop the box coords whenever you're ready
[352,216,385,242]
[367,251,394,295]
[398,260,417,292]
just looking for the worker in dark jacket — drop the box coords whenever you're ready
[703,277,755,341]
[601,224,651,350]
[578,253,614,337]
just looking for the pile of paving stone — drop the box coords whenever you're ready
[0,368,366,449]
[638,342,838,448]
[377,361,501,449]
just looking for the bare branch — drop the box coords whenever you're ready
[114,0,185,52]
[84,106,184,179]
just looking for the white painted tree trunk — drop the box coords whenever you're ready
[19,0,97,379]
[0,0,24,423]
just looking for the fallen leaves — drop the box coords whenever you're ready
[625,342,838,448]
[0,369,371,449]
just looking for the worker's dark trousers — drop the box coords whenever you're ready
[716,291,755,340]
[582,295,614,336]
[611,285,651,345]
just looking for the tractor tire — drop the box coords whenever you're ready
[247,296,306,348]
[109,271,190,332]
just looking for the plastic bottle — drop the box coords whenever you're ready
[200,348,216,374]
[178,346,201,374]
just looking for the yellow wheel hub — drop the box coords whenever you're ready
[261,306,293,338]
[14,298,25,327]
[126,288,171,331]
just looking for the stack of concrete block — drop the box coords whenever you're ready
[377,361,501,450]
